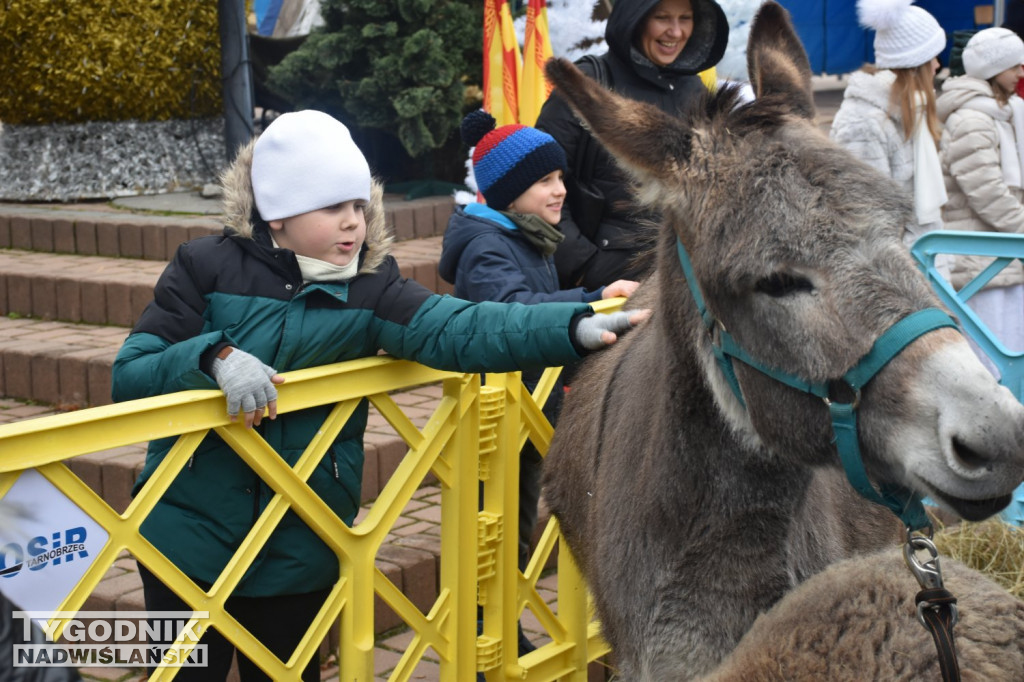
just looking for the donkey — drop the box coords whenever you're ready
[541,3,1024,679]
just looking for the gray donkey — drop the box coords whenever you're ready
[542,3,1024,679]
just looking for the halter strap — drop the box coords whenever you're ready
[676,239,958,530]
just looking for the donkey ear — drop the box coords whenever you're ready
[544,57,691,177]
[746,2,815,120]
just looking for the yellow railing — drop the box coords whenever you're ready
[0,352,611,680]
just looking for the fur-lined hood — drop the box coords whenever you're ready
[218,137,394,276]
[841,69,901,123]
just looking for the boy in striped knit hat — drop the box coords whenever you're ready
[440,109,637,311]
[439,110,639,659]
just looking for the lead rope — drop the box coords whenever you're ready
[904,528,961,681]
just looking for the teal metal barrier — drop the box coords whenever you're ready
[911,230,1024,526]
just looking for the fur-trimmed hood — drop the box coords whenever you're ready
[842,69,901,124]
[218,137,394,276]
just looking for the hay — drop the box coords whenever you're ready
[933,519,1024,598]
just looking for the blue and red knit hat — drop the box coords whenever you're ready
[461,109,567,210]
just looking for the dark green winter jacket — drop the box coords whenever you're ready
[111,140,591,597]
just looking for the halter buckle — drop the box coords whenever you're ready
[822,384,861,410]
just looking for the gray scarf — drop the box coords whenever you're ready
[499,210,565,256]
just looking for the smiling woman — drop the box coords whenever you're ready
[535,0,729,291]
[639,0,695,67]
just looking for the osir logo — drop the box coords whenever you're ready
[0,470,108,613]
[0,526,90,577]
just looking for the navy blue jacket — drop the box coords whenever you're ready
[439,204,604,305]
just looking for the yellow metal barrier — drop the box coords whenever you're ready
[0,338,615,680]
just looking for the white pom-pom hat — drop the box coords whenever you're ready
[963,27,1024,81]
[251,110,371,222]
[857,0,947,70]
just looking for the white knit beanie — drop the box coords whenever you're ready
[963,28,1024,81]
[251,110,371,222]
[857,0,946,70]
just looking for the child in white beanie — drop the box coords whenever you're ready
[936,27,1024,377]
[111,110,647,680]
[830,0,949,261]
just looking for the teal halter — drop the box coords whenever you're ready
[676,239,958,531]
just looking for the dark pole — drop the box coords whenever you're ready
[218,0,255,162]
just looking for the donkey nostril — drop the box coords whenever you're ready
[951,437,990,470]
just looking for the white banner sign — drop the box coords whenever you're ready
[0,469,109,612]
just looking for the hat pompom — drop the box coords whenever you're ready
[857,0,913,31]
[858,0,946,69]
[461,109,496,148]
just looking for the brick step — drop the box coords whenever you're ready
[0,316,125,409]
[0,249,167,327]
[0,194,453,260]
[0,236,448,327]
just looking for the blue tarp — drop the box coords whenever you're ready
[779,1,981,75]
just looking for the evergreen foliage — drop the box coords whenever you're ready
[268,0,484,159]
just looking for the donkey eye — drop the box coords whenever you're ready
[755,272,814,297]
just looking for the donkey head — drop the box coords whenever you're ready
[545,2,1024,521]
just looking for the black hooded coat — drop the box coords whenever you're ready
[535,0,728,290]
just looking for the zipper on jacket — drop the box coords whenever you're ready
[330,450,340,481]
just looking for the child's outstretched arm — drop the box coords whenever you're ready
[369,260,650,372]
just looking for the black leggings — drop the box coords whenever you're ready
[137,564,329,681]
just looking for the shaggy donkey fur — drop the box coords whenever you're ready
[706,552,1024,681]
[542,3,1024,679]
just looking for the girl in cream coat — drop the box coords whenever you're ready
[938,27,1024,376]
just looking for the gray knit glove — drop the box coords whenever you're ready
[211,349,279,417]
[574,311,639,350]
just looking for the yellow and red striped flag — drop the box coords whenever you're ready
[483,0,522,127]
[519,0,553,126]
